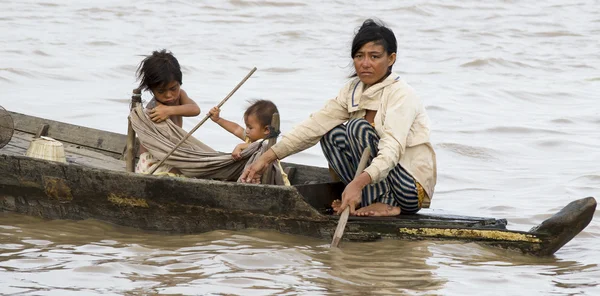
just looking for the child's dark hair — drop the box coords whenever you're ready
[136,49,182,91]
[244,99,279,126]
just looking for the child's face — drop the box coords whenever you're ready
[244,114,269,142]
[152,81,181,105]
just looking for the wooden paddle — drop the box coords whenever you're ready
[148,67,257,175]
[330,146,371,248]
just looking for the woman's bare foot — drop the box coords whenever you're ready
[355,202,400,217]
[331,199,362,215]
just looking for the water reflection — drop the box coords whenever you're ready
[0,213,444,295]
[312,241,445,295]
[429,242,600,295]
[1,209,599,295]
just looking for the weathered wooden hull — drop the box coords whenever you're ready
[0,111,596,256]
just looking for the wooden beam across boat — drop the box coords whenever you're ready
[0,111,596,256]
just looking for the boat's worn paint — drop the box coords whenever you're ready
[43,177,73,202]
[107,193,149,208]
[398,227,542,243]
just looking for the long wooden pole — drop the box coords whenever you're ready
[330,147,371,248]
[126,88,142,172]
[148,67,257,175]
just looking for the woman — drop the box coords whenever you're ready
[241,19,437,217]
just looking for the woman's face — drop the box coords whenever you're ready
[353,41,396,87]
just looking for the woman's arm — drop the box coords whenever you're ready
[270,95,351,160]
[338,88,419,214]
[363,89,418,184]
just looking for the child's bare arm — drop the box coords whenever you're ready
[170,89,200,116]
[208,106,245,140]
[149,90,200,123]
[232,142,250,160]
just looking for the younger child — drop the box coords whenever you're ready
[208,100,290,186]
[134,49,200,175]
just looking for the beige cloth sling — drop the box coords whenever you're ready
[129,105,285,185]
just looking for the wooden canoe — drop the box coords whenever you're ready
[0,110,596,256]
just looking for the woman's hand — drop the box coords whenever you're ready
[337,179,363,215]
[208,106,221,122]
[240,149,278,184]
[337,171,372,215]
[240,157,268,184]
[150,103,172,123]
[232,143,249,160]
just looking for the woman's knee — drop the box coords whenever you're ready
[320,124,347,144]
[346,118,376,141]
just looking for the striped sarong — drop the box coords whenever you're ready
[320,119,421,214]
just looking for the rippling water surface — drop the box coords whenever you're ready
[1,0,599,295]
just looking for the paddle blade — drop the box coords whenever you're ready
[330,147,371,248]
[331,207,350,248]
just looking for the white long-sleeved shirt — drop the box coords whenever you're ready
[271,73,437,206]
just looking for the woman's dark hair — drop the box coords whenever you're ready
[136,49,183,91]
[351,19,397,75]
[244,99,279,127]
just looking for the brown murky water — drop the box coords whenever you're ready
[2,212,598,295]
[1,0,599,295]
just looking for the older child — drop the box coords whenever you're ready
[134,49,200,175]
[208,100,290,185]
